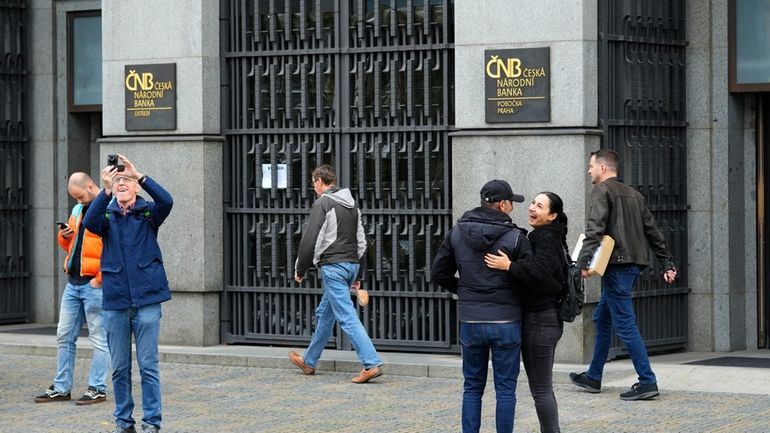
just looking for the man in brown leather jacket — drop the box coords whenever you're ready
[569,149,677,401]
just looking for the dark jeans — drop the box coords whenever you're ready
[522,308,563,433]
[587,264,656,385]
[460,321,522,433]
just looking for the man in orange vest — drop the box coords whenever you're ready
[35,172,109,405]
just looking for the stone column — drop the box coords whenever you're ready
[453,0,600,362]
[28,0,57,323]
[100,0,222,345]
[686,1,758,351]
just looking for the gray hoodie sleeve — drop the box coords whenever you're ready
[356,208,367,280]
[295,198,328,277]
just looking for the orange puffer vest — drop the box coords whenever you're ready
[57,203,103,284]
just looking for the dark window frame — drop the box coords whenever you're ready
[67,10,102,112]
[729,0,770,92]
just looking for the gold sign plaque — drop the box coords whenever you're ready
[124,63,176,130]
[484,48,550,123]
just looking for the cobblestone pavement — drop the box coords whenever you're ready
[3,353,770,432]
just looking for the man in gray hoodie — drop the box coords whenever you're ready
[288,164,383,384]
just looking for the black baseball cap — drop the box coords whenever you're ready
[480,179,525,203]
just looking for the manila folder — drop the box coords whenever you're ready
[571,234,615,276]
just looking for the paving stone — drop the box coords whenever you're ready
[4,353,770,432]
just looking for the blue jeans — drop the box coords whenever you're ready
[53,282,110,393]
[460,321,522,433]
[303,263,381,369]
[587,264,656,385]
[103,304,162,430]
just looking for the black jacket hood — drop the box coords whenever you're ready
[456,206,526,252]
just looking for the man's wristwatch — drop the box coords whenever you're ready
[138,175,147,184]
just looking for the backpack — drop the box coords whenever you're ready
[558,250,585,322]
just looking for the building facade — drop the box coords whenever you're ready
[1,0,764,361]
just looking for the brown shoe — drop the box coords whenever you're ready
[356,289,369,307]
[288,351,315,375]
[351,366,382,384]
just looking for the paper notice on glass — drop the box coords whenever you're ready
[571,234,615,276]
[261,164,287,189]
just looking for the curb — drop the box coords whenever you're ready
[0,341,639,385]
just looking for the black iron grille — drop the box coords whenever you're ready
[598,0,689,356]
[0,0,29,324]
[221,0,457,352]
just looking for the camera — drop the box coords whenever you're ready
[107,154,125,172]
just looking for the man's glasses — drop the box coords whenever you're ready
[114,176,137,184]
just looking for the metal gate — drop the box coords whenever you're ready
[221,0,457,352]
[598,0,689,356]
[0,0,29,324]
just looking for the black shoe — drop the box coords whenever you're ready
[76,386,106,405]
[620,382,659,400]
[569,372,601,393]
[141,423,160,433]
[113,426,137,433]
[34,385,71,403]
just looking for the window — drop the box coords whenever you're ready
[730,0,770,92]
[68,11,102,111]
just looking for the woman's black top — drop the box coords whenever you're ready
[507,221,567,312]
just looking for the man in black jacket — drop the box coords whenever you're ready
[569,149,677,401]
[288,164,382,384]
[431,179,532,433]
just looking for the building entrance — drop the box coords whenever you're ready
[0,1,29,324]
[220,0,458,352]
[598,0,689,356]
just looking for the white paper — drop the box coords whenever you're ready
[570,234,585,262]
[261,163,287,189]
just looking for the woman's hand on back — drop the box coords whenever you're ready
[484,249,512,271]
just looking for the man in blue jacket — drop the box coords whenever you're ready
[431,179,532,433]
[83,154,173,433]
